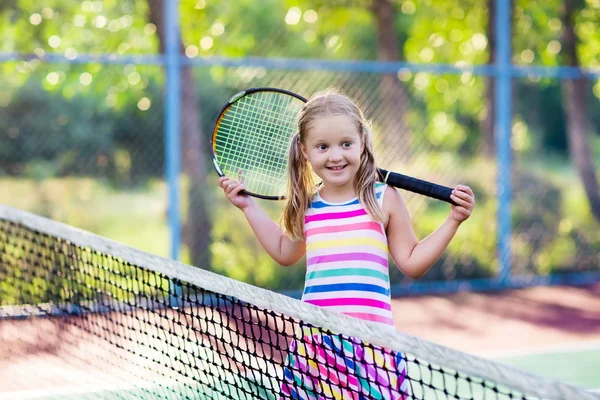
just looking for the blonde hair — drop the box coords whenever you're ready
[282,89,385,240]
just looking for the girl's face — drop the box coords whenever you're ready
[300,115,363,195]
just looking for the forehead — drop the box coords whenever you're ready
[306,115,359,141]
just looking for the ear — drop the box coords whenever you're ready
[299,140,309,160]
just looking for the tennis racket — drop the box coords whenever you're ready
[210,87,456,205]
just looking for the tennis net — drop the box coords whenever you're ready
[0,203,597,400]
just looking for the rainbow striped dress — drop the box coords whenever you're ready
[280,183,409,400]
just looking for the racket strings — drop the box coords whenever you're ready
[221,99,292,189]
[214,91,304,197]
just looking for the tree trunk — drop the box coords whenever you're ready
[370,0,411,161]
[560,0,600,222]
[482,0,496,156]
[147,0,213,268]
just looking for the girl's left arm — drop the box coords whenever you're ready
[384,185,475,279]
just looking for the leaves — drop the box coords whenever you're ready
[1,0,598,286]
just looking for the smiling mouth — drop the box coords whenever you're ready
[327,165,347,171]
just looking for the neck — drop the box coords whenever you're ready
[319,185,357,203]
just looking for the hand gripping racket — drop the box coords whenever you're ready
[210,87,456,204]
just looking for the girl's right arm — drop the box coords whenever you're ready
[219,176,306,266]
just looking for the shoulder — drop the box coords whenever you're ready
[381,184,401,203]
[382,185,407,215]
[381,185,411,231]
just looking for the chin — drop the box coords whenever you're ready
[327,176,353,187]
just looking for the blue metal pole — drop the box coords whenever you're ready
[165,0,181,261]
[495,0,512,282]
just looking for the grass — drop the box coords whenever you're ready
[0,177,170,258]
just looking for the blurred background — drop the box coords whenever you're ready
[0,0,599,296]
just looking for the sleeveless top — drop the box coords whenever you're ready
[301,182,394,326]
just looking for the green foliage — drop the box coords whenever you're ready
[515,81,568,153]
[2,0,156,54]
[180,0,377,59]
[3,149,597,293]
[514,0,598,69]
[0,65,165,183]
[0,177,170,256]
[1,0,599,291]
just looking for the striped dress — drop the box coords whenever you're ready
[280,183,409,400]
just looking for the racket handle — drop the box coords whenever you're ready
[377,168,457,206]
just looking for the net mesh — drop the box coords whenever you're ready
[0,204,597,400]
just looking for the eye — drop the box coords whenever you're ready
[342,141,353,148]
[316,144,328,151]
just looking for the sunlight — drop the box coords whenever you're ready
[79,72,93,86]
[46,72,60,85]
[547,41,561,55]
[73,15,86,27]
[211,23,225,36]
[303,10,318,24]
[48,35,61,49]
[285,7,302,25]
[200,37,214,50]
[29,14,42,26]
[137,97,151,111]
[471,33,487,51]
[185,45,199,58]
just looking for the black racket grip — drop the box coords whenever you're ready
[377,168,457,206]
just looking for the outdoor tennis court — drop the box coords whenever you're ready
[498,343,600,390]
[2,309,599,400]
[2,1,599,399]
[0,206,598,399]
[3,354,599,400]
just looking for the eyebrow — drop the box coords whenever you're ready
[337,136,358,142]
[312,137,356,144]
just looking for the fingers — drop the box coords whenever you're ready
[450,185,475,222]
[218,176,240,189]
[219,170,245,187]
[219,176,247,197]
[229,182,247,197]
[224,179,245,195]
[450,186,474,207]
[454,184,474,197]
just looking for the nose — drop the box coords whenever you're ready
[328,147,343,162]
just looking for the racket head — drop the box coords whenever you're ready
[211,88,307,200]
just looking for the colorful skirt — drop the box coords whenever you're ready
[279,327,410,400]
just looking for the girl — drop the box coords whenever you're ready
[219,89,475,400]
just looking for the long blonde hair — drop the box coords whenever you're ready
[282,89,385,240]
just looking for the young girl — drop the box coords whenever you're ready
[219,89,475,400]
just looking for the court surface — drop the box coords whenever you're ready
[1,284,598,398]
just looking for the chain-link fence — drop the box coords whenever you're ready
[1,0,599,295]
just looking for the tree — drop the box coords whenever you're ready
[482,0,496,156]
[559,0,600,222]
[370,0,411,157]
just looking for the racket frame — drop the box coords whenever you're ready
[210,87,307,200]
